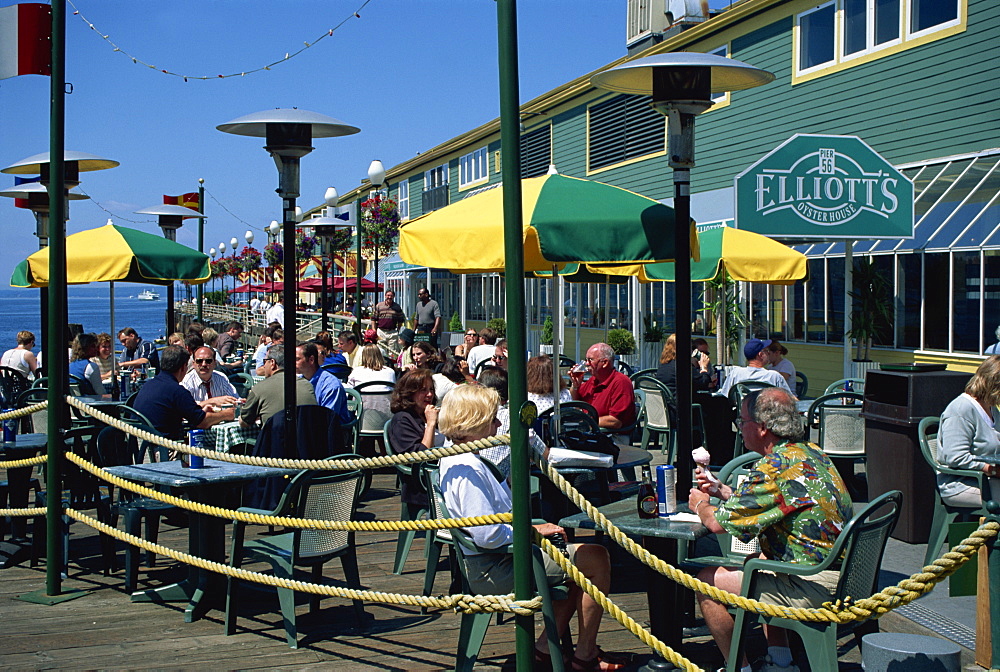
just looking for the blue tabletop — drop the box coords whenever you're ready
[559,498,710,542]
[104,459,297,488]
[1,433,50,452]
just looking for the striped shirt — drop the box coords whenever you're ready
[181,369,238,402]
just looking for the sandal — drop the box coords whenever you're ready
[534,646,569,671]
[570,648,629,672]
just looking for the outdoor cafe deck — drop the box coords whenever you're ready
[0,465,973,670]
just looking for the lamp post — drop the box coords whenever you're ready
[209,248,217,295]
[591,52,772,669]
[310,186,355,332]
[218,241,227,297]
[267,220,280,297]
[244,230,255,308]
[218,108,360,458]
[230,237,239,307]
[1,148,119,596]
[366,160,387,304]
[135,203,208,335]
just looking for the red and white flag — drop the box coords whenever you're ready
[0,3,51,80]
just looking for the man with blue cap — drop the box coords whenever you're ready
[718,338,793,397]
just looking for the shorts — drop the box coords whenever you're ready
[461,543,578,595]
[754,568,840,609]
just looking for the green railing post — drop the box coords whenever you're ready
[45,0,67,597]
[497,1,533,668]
[987,499,1000,669]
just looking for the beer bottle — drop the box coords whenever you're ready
[637,464,657,519]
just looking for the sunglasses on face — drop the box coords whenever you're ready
[194,358,214,364]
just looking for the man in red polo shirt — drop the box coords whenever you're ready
[569,342,635,439]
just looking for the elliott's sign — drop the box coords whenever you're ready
[735,134,914,239]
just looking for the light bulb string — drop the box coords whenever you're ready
[67,0,373,81]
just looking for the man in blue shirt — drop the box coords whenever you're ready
[295,342,351,425]
[133,346,233,439]
[118,326,160,371]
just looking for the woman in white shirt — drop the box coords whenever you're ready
[1,330,39,378]
[937,356,1000,506]
[766,339,796,385]
[346,345,396,391]
[526,354,572,416]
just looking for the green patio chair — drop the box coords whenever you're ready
[918,416,988,567]
[726,490,902,672]
[225,457,365,648]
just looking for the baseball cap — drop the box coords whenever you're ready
[744,338,772,361]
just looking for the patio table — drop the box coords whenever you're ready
[560,499,710,671]
[205,421,258,453]
[104,458,297,622]
[1,433,49,540]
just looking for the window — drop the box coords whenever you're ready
[424,163,448,190]
[520,125,552,178]
[459,147,489,188]
[910,0,958,35]
[709,46,729,104]
[588,94,664,172]
[796,0,962,77]
[798,2,835,71]
[397,179,409,220]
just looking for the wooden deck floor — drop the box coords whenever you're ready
[0,469,907,670]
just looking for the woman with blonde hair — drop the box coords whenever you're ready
[347,344,396,391]
[1,330,38,378]
[437,384,625,671]
[654,333,712,395]
[937,355,1000,506]
[69,333,105,396]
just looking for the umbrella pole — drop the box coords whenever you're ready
[551,266,561,438]
[110,281,115,373]
[497,2,533,666]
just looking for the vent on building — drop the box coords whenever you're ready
[588,94,664,172]
[520,125,552,178]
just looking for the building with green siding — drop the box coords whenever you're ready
[316,0,998,391]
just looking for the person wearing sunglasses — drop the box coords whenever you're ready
[454,329,479,359]
[491,338,509,371]
[181,346,241,408]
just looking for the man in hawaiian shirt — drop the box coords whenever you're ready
[688,387,853,672]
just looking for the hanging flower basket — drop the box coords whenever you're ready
[239,246,262,274]
[264,242,283,267]
[361,193,400,258]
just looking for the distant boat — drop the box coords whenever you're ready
[137,289,160,301]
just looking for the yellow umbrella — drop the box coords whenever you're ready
[399,173,696,272]
[586,226,807,284]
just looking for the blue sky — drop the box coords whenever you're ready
[0,0,731,280]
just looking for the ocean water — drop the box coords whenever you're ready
[0,283,178,354]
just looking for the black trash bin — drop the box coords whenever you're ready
[861,366,971,543]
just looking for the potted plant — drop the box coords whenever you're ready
[487,317,506,340]
[703,271,748,365]
[847,259,892,362]
[539,315,554,354]
[607,328,636,360]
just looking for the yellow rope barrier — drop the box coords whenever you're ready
[67,449,511,531]
[64,507,543,615]
[0,402,47,421]
[0,507,44,517]
[0,454,47,469]
[65,395,506,470]
[539,459,999,624]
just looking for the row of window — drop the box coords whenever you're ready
[797,0,961,75]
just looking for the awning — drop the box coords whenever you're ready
[794,149,1000,257]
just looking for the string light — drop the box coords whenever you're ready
[75,187,150,224]
[67,0,372,81]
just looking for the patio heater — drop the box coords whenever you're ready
[0,181,88,352]
[1,148,118,597]
[218,108,360,457]
[309,187,355,331]
[134,203,208,336]
[591,53,773,670]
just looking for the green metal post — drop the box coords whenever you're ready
[497,1,533,667]
[45,0,66,596]
[987,500,1000,669]
[197,178,205,321]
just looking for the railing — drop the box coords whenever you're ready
[421,183,449,213]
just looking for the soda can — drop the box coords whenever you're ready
[237,349,245,358]
[2,410,18,444]
[120,372,131,400]
[656,465,677,517]
[187,429,206,469]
